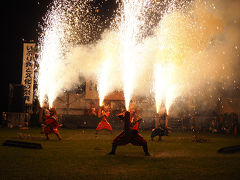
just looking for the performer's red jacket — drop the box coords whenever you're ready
[43,115,60,134]
[96,110,112,131]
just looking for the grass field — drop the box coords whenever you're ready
[0,128,240,180]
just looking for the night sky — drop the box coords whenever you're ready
[3,0,240,112]
[6,0,117,82]
[4,0,117,111]
[4,0,50,111]
[7,0,50,82]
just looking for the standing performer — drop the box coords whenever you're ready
[41,107,50,134]
[96,105,113,134]
[108,111,150,156]
[151,113,168,141]
[42,108,62,140]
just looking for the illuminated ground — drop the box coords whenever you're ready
[0,128,240,179]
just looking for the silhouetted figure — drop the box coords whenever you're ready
[108,111,150,156]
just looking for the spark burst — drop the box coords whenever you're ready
[97,60,111,106]
[154,63,177,114]
[37,0,100,107]
[117,0,151,110]
[36,0,232,116]
[154,64,166,113]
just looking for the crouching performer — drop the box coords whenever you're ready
[151,113,168,141]
[42,108,62,140]
[108,111,150,156]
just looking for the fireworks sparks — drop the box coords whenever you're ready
[117,0,152,110]
[97,60,111,106]
[96,30,120,106]
[154,63,177,114]
[36,0,239,115]
[165,84,177,115]
[154,64,166,113]
[37,0,100,107]
[37,1,65,107]
[37,0,180,109]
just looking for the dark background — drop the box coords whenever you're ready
[3,0,118,112]
[4,0,51,112]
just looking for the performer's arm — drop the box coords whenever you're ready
[117,113,125,120]
[137,118,143,122]
[135,114,143,122]
[104,111,110,118]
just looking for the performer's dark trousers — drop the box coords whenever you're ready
[151,128,168,139]
[111,130,149,154]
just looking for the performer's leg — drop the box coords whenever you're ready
[151,129,160,141]
[108,143,117,155]
[55,133,62,140]
[106,122,113,134]
[151,129,156,141]
[41,126,45,134]
[53,128,62,140]
[151,130,154,141]
[158,135,162,141]
[130,132,150,156]
[142,143,150,156]
[45,133,49,140]
[108,131,129,155]
[164,128,169,136]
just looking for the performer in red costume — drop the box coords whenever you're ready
[42,107,62,140]
[108,111,150,156]
[96,105,113,134]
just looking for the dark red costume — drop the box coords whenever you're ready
[44,115,60,134]
[43,108,62,140]
[108,111,150,156]
[131,121,140,131]
[130,111,142,131]
[96,108,112,132]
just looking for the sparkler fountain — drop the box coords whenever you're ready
[36,0,238,120]
[37,2,65,107]
[98,60,111,107]
[37,0,100,107]
[154,63,178,115]
[117,0,151,110]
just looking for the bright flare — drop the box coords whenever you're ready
[36,0,225,114]
[97,60,111,106]
[37,0,98,107]
[165,84,177,115]
[118,0,151,110]
[37,4,65,107]
[154,63,177,114]
[154,64,167,113]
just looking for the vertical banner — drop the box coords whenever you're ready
[21,42,36,104]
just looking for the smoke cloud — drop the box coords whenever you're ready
[38,0,240,114]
